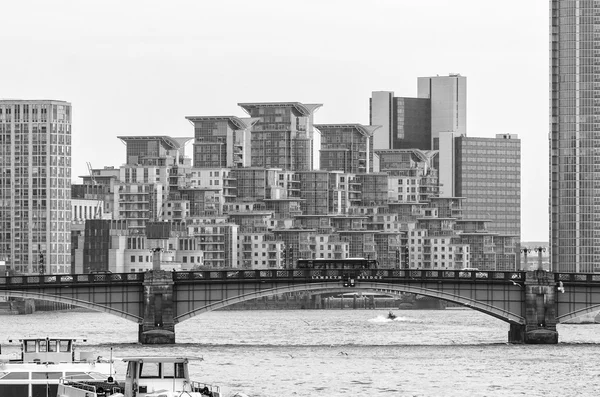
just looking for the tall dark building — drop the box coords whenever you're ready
[550,0,599,272]
[370,92,431,150]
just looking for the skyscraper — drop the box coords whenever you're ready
[550,1,599,272]
[418,74,467,197]
[0,100,72,274]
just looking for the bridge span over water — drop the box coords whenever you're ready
[1,269,599,344]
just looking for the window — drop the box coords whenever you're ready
[164,363,185,378]
[139,256,143,262]
[131,256,135,262]
[25,340,36,352]
[139,362,160,378]
[59,340,70,352]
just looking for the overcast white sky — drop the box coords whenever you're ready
[0,0,549,242]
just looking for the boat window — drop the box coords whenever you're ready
[39,340,47,352]
[24,340,37,352]
[0,372,30,379]
[48,340,58,352]
[139,362,160,378]
[163,362,185,378]
[59,340,71,352]
[32,372,63,379]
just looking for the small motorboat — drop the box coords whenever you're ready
[387,311,397,320]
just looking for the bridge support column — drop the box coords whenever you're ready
[509,270,558,344]
[139,270,175,344]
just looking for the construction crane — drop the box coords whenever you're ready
[86,162,103,219]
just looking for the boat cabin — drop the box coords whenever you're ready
[123,357,220,397]
[11,338,80,363]
[0,338,113,397]
[56,357,220,397]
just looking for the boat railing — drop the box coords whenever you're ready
[59,377,122,395]
[188,379,221,395]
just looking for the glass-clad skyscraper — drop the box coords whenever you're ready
[550,1,600,272]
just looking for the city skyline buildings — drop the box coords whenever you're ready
[0,1,548,242]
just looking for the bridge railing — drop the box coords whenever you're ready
[173,269,526,283]
[555,273,600,283]
[0,272,143,287]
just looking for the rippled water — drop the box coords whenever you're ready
[2,308,600,396]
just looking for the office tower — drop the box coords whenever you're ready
[238,102,322,171]
[418,74,467,197]
[550,1,600,272]
[0,100,72,274]
[186,116,256,168]
[417,74,467,140]
[369,92,431,150]
[454,134,521,238]
[316,123,379,173]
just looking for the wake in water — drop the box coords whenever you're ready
[369,314,412,323]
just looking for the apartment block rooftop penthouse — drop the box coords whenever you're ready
[185,116,258,168]
[0,99,72,275]
[315,124,380,174]
[118,135,192,166]
[238,102,322,171]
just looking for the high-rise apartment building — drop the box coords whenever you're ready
[454,134,521,238]
[0,100,72,274]
[369,92,431,150]
[316,124,379,173]
[550,1,600,272]
[186,116,256,168]
[238,102,322,171]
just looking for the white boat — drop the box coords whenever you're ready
[0,337,114,397]
[57,356,229,397]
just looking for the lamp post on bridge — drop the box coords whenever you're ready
[520,247,532,271]
[533,247,547,271]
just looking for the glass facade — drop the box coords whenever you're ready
[0,100,72,274]
[393,98,431,150]
[454,135,521,238]
[550,0,600,272]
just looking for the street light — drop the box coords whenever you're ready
[533,247,547,271]
[520,247,532,271]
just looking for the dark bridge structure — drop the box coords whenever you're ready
[1,268,599,344]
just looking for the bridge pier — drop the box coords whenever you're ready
[508,270,558,344]
[139,270,175,344]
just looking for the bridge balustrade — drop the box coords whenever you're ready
[555,273,600,283]
[0,272,143,288]
[172,269,525,283]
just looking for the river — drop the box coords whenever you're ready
[1,308,600,397]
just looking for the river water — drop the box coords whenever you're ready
[1,308,600,397]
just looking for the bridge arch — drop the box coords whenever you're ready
[0,291,142,323]
[557,304,600,324]
[175,281,525,325]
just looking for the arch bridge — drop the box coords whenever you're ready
[1,268,598,344]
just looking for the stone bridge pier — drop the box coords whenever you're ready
[509,270,558,344]
[139,269,175,344]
